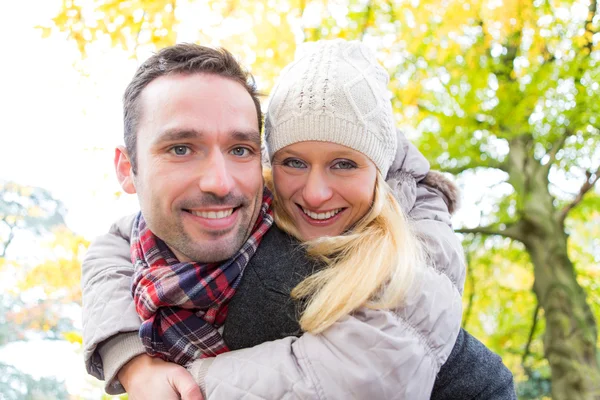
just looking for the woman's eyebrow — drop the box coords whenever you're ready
[330,151,361,158]
[274,149,362,159]
[276,149,303,158]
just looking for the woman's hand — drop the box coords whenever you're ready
[118,354,203,400]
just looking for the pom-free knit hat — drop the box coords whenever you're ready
[265,39,397,176]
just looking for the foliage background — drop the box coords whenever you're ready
[1,0,598,399]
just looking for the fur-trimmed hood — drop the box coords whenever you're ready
[422,171,460,215]
[385,129,460,216]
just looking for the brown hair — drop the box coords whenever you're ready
[123,43,262,173]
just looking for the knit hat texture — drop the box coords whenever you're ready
[265,39,397,176]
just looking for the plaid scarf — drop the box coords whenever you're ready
[131,189,273,366]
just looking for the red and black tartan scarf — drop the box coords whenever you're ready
[130,189,273,367]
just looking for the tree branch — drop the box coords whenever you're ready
[544,129,574,171]
[492,28,522,83]
[416,103,497,132]
[573,0,598,80]
[360,1,373,39]
[0,226,15,258]
[583,0,598,55]
[559,166,600,223]
[462,251,475,329]
[133,10,147,56]
[440,159,507,175]
[522,302,540,374]
[456,221,526,242]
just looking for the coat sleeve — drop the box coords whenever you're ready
[189,130,465,399]
[205,311,436,399]
[81,214,144,394]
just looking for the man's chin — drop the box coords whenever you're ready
[176,207,256,262]
[179,230,244,263]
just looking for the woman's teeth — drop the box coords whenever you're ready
[301,207,342,220]
[191,209,234,219]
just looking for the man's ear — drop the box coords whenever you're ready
[115,146,137,194]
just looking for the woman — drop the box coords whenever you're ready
[85,40,464,398]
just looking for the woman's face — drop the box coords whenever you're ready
[272,141,377,241]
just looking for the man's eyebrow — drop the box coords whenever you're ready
[231,130,261,146]
[153,129,261,146]
[155,129,203,144]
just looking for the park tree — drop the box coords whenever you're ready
[44,0,600,398]
[0,181,73,399]
[1,181,66,258]
[1,181,88,339]
[0,362,69,400]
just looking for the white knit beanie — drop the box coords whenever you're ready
[265,39,397,176]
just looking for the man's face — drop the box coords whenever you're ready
[118,73,263,263]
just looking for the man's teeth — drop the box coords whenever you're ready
[301,207,342,220]
[191,209,234,219]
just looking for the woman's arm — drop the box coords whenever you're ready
[189,133,465,399]
[195,282,461,399]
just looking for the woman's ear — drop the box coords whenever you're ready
[114,146,136,194]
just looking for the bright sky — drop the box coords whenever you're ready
[1,1,140,242]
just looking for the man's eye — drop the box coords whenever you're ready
[284,159,307,169]
[230,147,250,157]
[332,160,356,170]
[170,146,191,156]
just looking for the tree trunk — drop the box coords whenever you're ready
[526,230,600,399]
[519,174,600,399]
[505,136,600,399]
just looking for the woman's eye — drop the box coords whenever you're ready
[170,145,190,156]
[230,147,250,157]
[284,159,306,168]
[332,160,356,170]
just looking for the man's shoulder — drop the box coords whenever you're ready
[257,225,298,250]
[252,225,313,278]
[431,329,517,400]
[224,225,305,349]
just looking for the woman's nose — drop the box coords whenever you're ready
[302,170,333,208]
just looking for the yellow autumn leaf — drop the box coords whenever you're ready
[63,331,83,345]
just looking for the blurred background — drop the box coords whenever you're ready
[0,0,598,399]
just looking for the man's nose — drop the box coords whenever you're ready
[198,152,235,197]
[302,169,333,208]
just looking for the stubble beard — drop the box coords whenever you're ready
[162,191,263,263]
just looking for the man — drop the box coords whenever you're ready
[82,43,516,399]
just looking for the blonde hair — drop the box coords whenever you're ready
[264,168,424,334]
